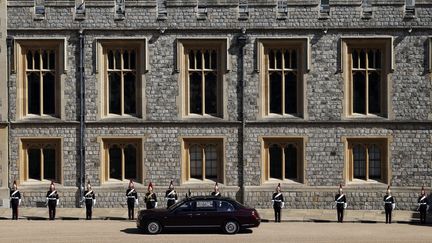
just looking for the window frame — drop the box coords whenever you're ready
[181,137,225,184]
[100,138,144,184]
[343,137,391,185]
[177,39,229,119]
[257,39,309,119]
[15,39,66,120]
[341,38,393,119]
[261,136,307,184]
[19,138,63,185]
[96,39,147,120]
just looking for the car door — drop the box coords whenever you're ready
[163,201,197,228]
[193,200,219,227]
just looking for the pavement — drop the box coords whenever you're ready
[0,207,430,224]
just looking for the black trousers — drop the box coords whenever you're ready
[337,206,344,222]
[127,200,135,220]
[419,206,427,224]
[11,200,19,220]
[85,201,93,220]
[273,206,281,222]
[385,206,392,224]
[48,201,56,220]
[167,200,175,208]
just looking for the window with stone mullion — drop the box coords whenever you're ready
[27,143,57,182]
[108,143,137,181]
[352,143,382,181]
[188,49,218,116]
[268,143,298,181]
[268,48,298,115]
[107,48,137,116]
[26,49,56,116]
[351,48,382,115]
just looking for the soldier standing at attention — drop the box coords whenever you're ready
[334,184,347,223]
[46,181,59,220]
[165,181,178,208]
[271,183,284,223]
[145,182,158,209]
[383,185,395,224]
[418,186,429,225]
[10,180,21,220]
[211,182,221,197]
[126,180,138,220]
[82,181,96,220]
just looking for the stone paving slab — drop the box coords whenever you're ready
[0,208,429,224]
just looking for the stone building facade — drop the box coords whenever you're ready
[2,0,432,210]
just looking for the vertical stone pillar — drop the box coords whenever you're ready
[0,0,8,207]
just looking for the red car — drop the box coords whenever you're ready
[136,196,261,234]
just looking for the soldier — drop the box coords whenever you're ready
[126,180,138,220]
[145,182,158,209]
[383,185,395,224]
[334,184,347,223]
[10,180,21,220]
[46,181,59,220]
[417,186,429,225]
[165,180,178,208]
[271,183,284,223]
[211,182,221,197]
[82,181,96,220]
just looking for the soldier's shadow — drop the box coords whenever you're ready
[121,228,253,235]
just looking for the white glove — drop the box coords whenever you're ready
[281,202,285,208]
[392,203,395,210]
[19,199,21,206]
[56,199,59,206]
[344,203,347,209]
[271,201,274,206]
[175,200,178,203]
[135,199,138,206]
[93,199,96,206]
[155,202,158,208]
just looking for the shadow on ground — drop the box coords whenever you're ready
[121,228,253,235]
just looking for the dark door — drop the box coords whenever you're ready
[163,201,197,228]
[192,200,219,227]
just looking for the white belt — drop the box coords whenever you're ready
[167,198,176,200]
[273,200,282,202]
[48,198,57,201]
[419,203,427,205]
[336,202,345,204]
[10,197,20,200]
[384,202,393,204]
[127,196,136,199]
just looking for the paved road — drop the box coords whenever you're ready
[0,220,431,243]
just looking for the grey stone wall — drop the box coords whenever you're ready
[4,0,432,209]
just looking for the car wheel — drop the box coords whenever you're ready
[223,220,239,234]
[146,220,162,234]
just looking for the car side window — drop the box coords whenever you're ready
[216,200,235,212]
[195,200,216,212]
[175,201,194,213]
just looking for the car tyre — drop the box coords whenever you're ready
[146,220,162,234]
[223,220,239,234]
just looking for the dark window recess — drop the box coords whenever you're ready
[109,146,122,180]
[205,145,218,180]
[43,148,56,181]
[27,73,41,115]
[34,51,40,69]
[35,6,45,15]
[205,72,217,115]
[368,72,381,114]
[124,72,136,114]
[130,50,136,69]
[353,145,366,179]
[189,145,202,179]
[124,144,137,180]
[269,72,282,114]
[109,72,121,114]
[28,149,41,180]
[189,72,202,114]
[269,144,282,179]
[284,144,297,179]
[43,73,56,114]
[285,72,297,114]
[27,51,33,69]
[368,144,381,179]
[353,72,366,114]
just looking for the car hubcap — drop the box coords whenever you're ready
[148,222,159,233]
[226,222,236,233]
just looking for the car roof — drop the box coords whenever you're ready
[186,196,235,201]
